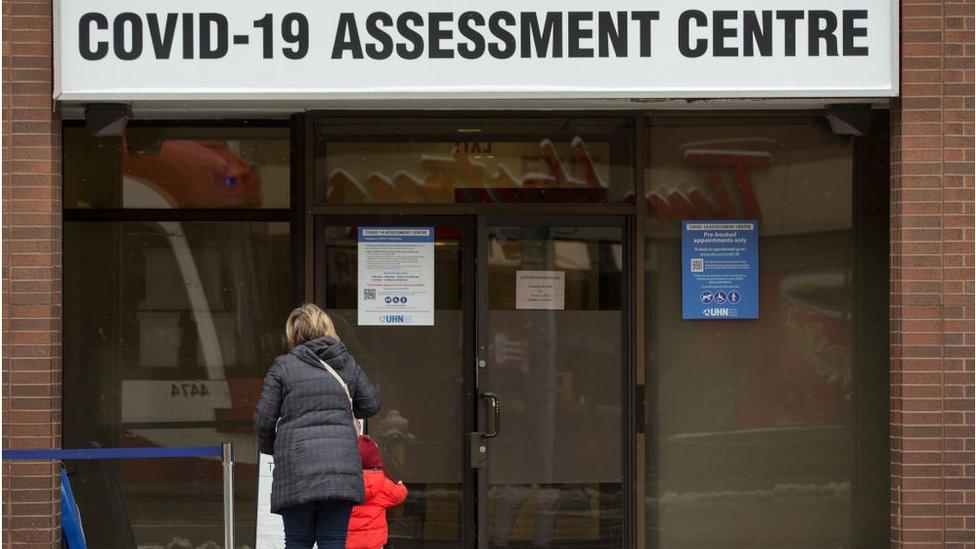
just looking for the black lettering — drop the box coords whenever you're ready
[597,12,627,57]
[200,13,227,59]
[712,11,737,56]
[458,11,486,60]
[365,12,393,60]
[776,11,804,56]
[744,11,772,56]
[489,11,516,59]
[520,12,562,58]
[113,13,142,60]
[182,13,194,59]
[843,10,869,56]
[332,13,363,59]
[568,12,593,58]
[631,11,659,57]
[429,12,453,59]
[808,11,838,56]
[79,12,108,60]
[281,14,307,59]
[146,13,177,59]
[678,10,707,58]
[396,12,424,60]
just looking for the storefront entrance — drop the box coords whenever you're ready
[316,214,631,547]
[60,112,891,548]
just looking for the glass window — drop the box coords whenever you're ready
[64,126,290,209]
[64,221,291,548]
[314,117,633,204]
[644,118,888,547]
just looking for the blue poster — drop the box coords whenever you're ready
[682,220,759,320]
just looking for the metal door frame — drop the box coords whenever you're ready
[475,214,635,549]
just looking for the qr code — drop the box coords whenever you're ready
[363,288,376,300]
[691,258,704,273]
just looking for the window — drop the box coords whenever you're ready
[644,117,889,547]
[63,124,293,548]
[314,117,634,204]
[64,126,290,209]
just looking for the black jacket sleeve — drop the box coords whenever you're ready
[254,362,284,455]
[350,360,381,419]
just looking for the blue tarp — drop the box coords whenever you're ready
[60,468,87,549]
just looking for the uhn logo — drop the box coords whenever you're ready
[384,315,405,324]
[703,308,730,317]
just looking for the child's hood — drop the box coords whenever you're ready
[357,435,384,468]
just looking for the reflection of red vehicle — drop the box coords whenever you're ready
[124,140,262,208]
[327,137,608,204]
[736,269,852,428]
[648,138,773,224]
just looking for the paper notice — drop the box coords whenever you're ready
[516,271,565,310]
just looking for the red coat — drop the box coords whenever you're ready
[346,469,408,549]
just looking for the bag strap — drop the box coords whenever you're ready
[318,359,363,435]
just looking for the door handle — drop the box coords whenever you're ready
[481,392,500,439]
[469,393,500,469]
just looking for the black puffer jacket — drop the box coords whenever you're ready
[254,336,381,513]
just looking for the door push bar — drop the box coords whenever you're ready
[470,392,501,469]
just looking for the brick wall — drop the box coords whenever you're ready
[891,0,975,546]
[1,0,62,546]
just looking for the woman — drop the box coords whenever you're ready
[254,303,381,549]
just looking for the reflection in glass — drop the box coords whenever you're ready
[64,126,290,209]
[487,225,624,548]
[320,226,465,548]
[645,119,887,547]
[64,221,291,548]
[314,118,633,204]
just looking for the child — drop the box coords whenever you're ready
[346,435,408,549]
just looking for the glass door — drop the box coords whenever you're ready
[316,214,631,548]
[316,215,477,548]
[477,217,630,548]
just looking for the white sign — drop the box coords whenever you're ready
[516,271,566,310]
[256,454,285,549]
[357,227,435,326]
[54,1,897,100]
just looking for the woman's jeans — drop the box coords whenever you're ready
[280,500,353,549]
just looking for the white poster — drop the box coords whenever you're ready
[256,453,284,549]
[55,1,897,101]
[516,271,565,310]
[357,227,435,326]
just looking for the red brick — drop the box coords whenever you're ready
[892,3,976,547]
[3,1,62,546]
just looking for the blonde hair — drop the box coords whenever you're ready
[285,303,339,348]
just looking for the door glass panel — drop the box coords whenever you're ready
[486,224,625,548]
[314,118,634,204]
[319,224,467,548]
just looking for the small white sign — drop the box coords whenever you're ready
[516,271,565,310]
[256,453,285,548]
[357,227,435,326]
